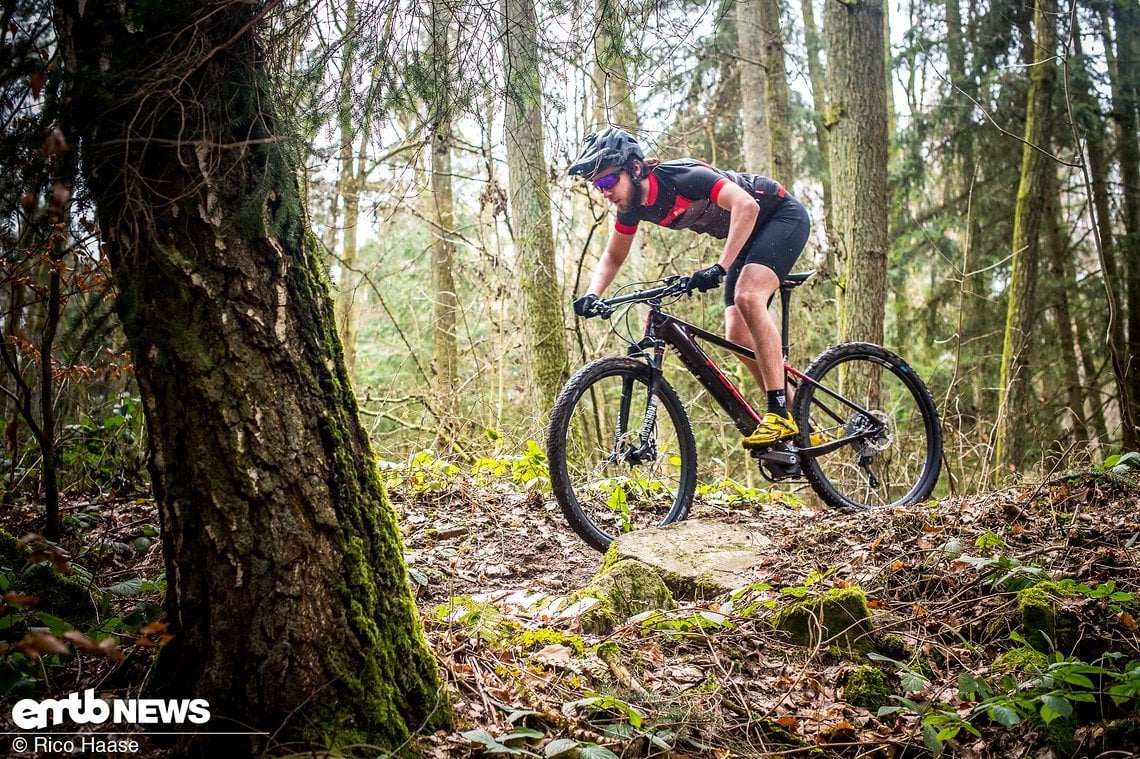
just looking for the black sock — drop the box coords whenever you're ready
[766,390,787,415]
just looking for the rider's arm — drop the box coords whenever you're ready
[712,180,759,270]
[586,229,636,296]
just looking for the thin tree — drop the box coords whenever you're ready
[428,0,461,432]
[758,0,794,188]
[824,0,890,345]
[1103,0,1140,443]
[995,0,1058,477]
[53,0,448,751]
[501,0,570,415]
[737,0,769,171]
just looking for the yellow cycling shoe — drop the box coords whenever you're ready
[742,412,798,448]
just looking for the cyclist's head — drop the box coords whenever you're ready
[569,127,644,181]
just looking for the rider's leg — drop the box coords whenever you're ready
[735,264,798,447]
[731,264,784,396]
[725,305,766,389]
[726,198,811,446]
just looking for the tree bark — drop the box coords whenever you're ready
[429,0,460,431]
[824,0,890,346]
[53,1,447,752]
[1076,15,1135,450]
[737,0,769,170]
[758,0,793,187]
[995,0,1057,477]
[501,0,570,416]
[1044,167,1088,449]
[1105,0,1140,444]
[593,0,638,130]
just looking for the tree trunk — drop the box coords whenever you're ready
[1105,0,1140,444]
[501,0,570,416]
[758,0,793,187]
[737,0,769,170]
[1077,15,1135,450]
[995,0,1057,477]
[593,0,638,130]
[54,1,447,752]
[334,0,360,375]
[824,0,890,345]
[429,0,460,432]
[801,0,833,228]
[1044,167,1088,449]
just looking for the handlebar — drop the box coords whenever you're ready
[585,276,693,319]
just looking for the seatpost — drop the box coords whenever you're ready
[778,283,792,359]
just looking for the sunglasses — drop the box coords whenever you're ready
[592,171,622,191]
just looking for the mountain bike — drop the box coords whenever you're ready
[546,272,943,552]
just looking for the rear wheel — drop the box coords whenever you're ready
[547,357,697,552]
[792,342,942,510]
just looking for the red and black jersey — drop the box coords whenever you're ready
[614,159,787,238]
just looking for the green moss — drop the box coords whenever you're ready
[842,666,893,710]
[771,587,873,648]
[874,632,910,660]
[515,627,586,655]
[578,559,675,634]
[0,529,99,627]
[1018,583,1076,652]
[993,646,1049,673]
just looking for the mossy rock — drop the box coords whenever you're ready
[841,665,893,710]
[0,529,98,628]
[578,559,675,634]
[608,520,773,599]
[771,587,874,648]
[1018,582,1077,653]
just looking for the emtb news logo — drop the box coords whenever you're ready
[12,689,210,729]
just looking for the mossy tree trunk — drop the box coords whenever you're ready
[502,0,570,416]
[995,0,1057,478]
[824,0,890,346]
[53,1,447,752]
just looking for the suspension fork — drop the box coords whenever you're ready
[615,339,666,456]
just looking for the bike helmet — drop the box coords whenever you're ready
[568,127,644,180]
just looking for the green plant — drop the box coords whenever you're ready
[377,449,459,493]
[956,553,1049,591]
[58,392,148,495]
[1098,451,1140,476]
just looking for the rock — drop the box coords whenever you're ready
[771,586,874,648]
[577,559,675,634]
[608,519,773,599]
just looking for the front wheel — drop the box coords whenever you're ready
[792,342,942,511]
[547,357,697,552]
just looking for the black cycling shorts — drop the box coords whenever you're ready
[724,196,811,307]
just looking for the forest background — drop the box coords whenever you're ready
[2,0,1138,524]
[0,0,1137,754]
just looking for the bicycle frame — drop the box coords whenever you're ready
[620,291,885,462]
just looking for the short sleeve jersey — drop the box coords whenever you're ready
[614,159,787,238]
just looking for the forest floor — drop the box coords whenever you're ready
[2,468,1140,758]
[394,471,1140,759]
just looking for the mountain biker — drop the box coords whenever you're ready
[569,127,811,447]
